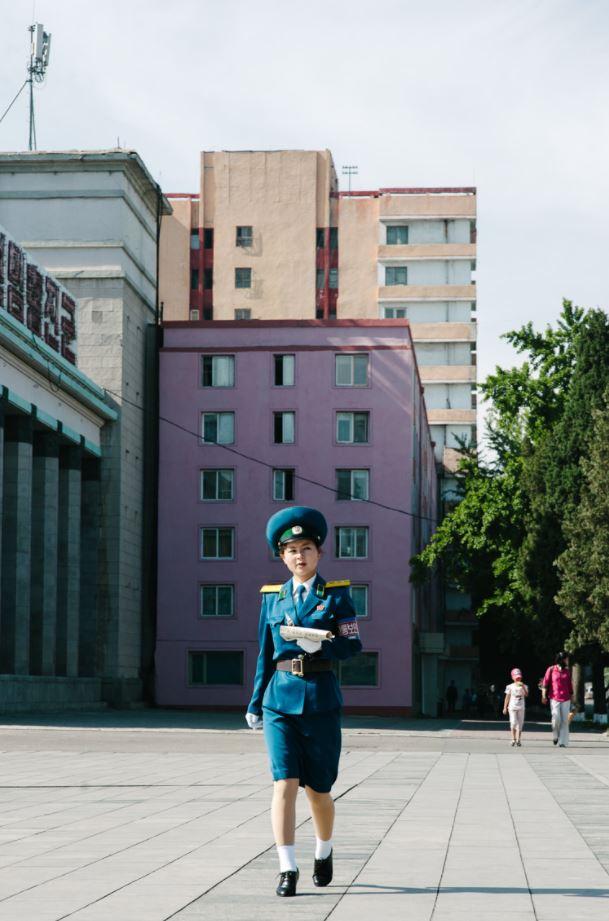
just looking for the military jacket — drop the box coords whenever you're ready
[248,574,363,717]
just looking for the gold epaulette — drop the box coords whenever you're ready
[260,584,282,593]
[325,580,351,588]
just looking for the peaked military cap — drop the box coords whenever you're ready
[266,506,328,556]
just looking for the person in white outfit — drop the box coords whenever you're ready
[503,668,528,746]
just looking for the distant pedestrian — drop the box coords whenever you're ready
[462,688,472,716]
[503,668,529,746]
[541,651,574,747]
[446,680,458,715]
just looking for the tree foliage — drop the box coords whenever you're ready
[556,389,609,653]
[413,300,609,661]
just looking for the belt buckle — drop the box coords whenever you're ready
[291,656,305,677]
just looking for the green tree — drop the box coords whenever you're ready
[556,390,609,654]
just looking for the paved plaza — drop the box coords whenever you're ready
[0,712,607,920]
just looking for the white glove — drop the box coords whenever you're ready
[245,711,263,730]
[296,638,323,654]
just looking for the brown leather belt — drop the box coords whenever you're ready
[276,657,333,677]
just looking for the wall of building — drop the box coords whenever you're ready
[0,151,170,705]
[156,320,437,714]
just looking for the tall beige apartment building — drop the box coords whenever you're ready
[160,149,477,485]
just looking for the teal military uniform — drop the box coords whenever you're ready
[248,573,363,792]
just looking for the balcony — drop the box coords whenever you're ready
[378,284,476,301]
[427,409,477,425]
[419,365,477,383]
[378,243,476,262]
[410,322,476,342]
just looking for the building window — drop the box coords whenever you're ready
[329,268,339,290]
[201,355,235,387]
[381,306,407,319]
[335,353,369,387]
[385,266,408,286]
[189,650,243,685]
[316,269,325,290]
[234,308,251,320]
[386,225,409,245]
[350,584,369,618]
[335,526,368,559]
[201,412,235,444]
[236,226,253,247]
[316,228,325,248]
[329,227,338,250]
[203,228,214,248]
[274,411,295,444]
[336,469,369,501]
[336,411,369,444]
[203,268,213,289]
[274,354,295,386]
[191,269,199,291]
[200,584,235,618]
[190,229,200,250]
[235,268,252,289]
[273,468,294,501]
[200,527,234,560]
[338,652,378,686]
[200,469,234,501]
[190,308,200,321]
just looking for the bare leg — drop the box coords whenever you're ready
[271,778,299,845]
[305,786,335,841]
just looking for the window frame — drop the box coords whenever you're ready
[235,267,252,289]
[200,468,235,502]
[335,468,370,502]
[335,411,370,445]
[199,583,235,618]
[334,353,369,388]
[272,467,295,502]
[273,411,296,445]
[199,526,235,560]
[335,526,369,559]
[188,650,244,686]
[386,224,409,245]
[200,411,235,445]
[329,267,339,290]
[236,225,253,247]
[273,354,295,387]
[201,354,235,388]
[337,651,379,687]
[385,266,408,286]
[350,583,370,619]
[190,229,200,250]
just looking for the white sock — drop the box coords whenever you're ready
[315,837,332,860]
[277,844,297,872]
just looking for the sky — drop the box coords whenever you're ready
[1,0,608,416]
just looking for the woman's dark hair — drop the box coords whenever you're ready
[555,651,568,665]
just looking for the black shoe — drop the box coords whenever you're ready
[276,869,299,897]
[313,851,333,887]
[553,739,558,745]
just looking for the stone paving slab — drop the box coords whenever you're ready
[0,716,606,919]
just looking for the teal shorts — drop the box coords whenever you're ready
[262,706,341,793]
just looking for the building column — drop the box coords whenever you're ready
[0,414,33,675]
[30,431,60,675]
[79,456,101,677]
[56,444,82,677]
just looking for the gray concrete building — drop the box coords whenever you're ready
[0,224,118,709]
[0,151,171,708]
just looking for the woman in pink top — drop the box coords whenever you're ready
[541,651,574,747]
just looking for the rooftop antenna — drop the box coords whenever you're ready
[341,164,358,193]
[27,22,52,150]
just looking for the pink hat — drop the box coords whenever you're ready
[511,668,522,680]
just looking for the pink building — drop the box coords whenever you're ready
[156,319,439,715]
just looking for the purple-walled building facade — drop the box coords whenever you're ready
[156,320,439,715]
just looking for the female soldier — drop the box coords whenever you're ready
[245,506,363,897]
